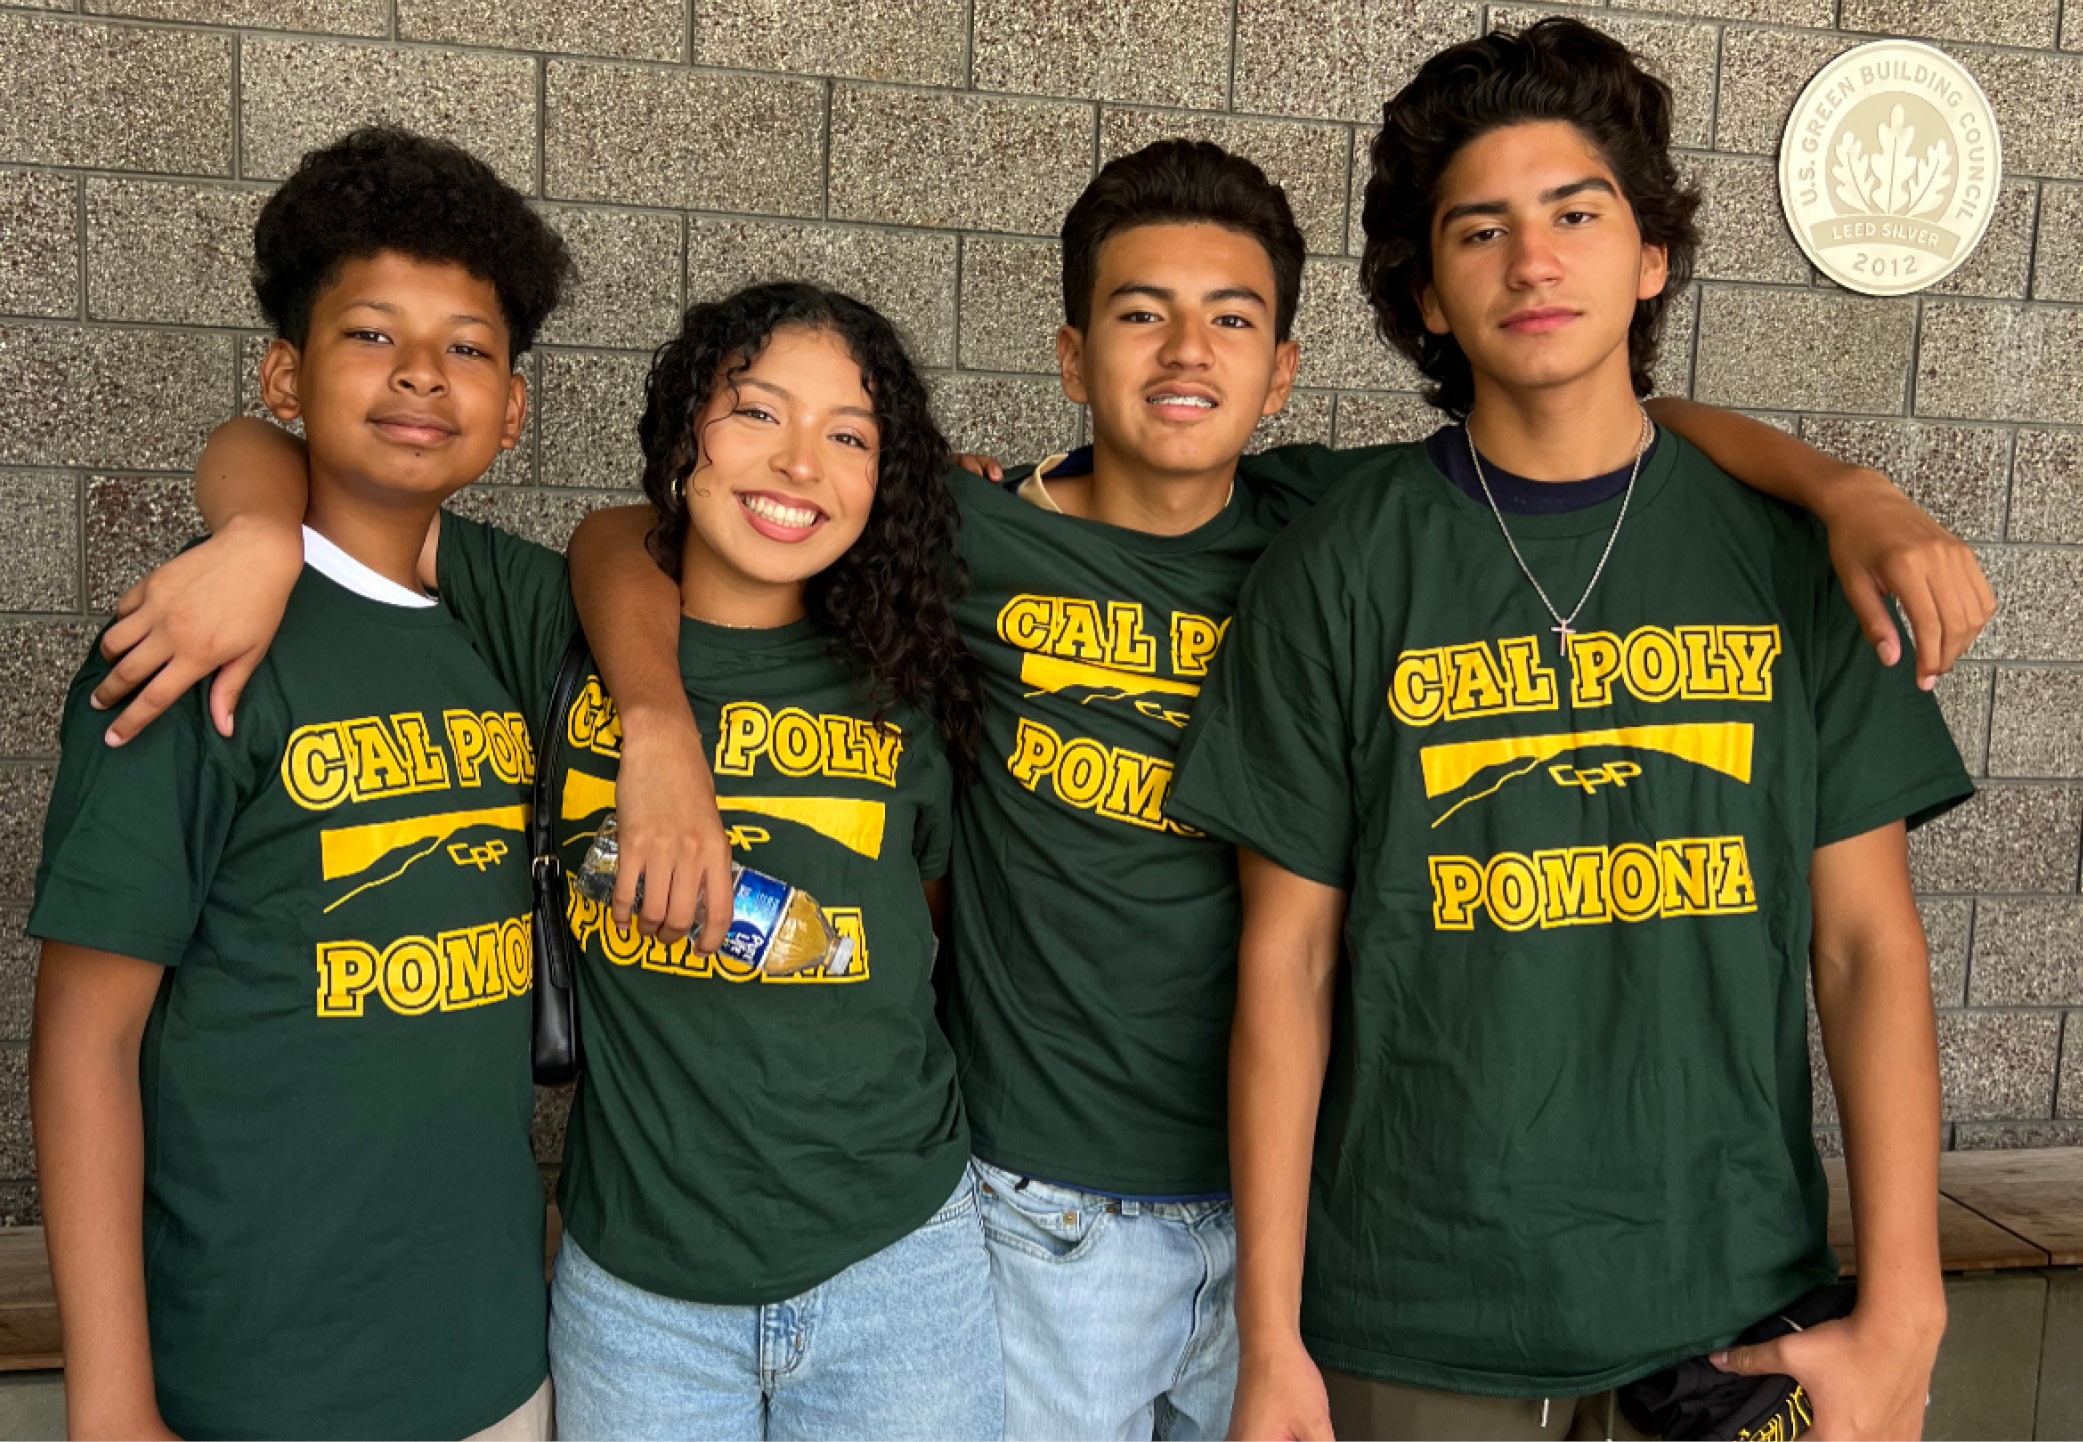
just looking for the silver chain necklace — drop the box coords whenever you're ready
[1465,410,1652,655]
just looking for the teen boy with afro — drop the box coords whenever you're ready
[30,128,569,1440]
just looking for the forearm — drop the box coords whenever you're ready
[1646,398,1881,515]
[1811,831,1945,1328]
[31,979,160,1433]
[195,419,309,534]
[568,505,690,729]
[1230,857,1341,1349]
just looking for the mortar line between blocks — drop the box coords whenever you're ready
[535,57,547,199]
[1225,0,1240,111]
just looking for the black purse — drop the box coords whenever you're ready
[530,632,593,1085]
[1617,1283,1858,1440]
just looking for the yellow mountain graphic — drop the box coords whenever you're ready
[1018,653,1200,704]
[1421,722,1755,828]
[561,770,886,859]
[318,804,528,912]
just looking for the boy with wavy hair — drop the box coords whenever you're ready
[1173,20,1966,1440]
[29,128,569,1440]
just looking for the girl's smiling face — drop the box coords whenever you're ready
[676,325,881,627]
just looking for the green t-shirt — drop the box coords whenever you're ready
[942,459,1351,1195]
[28,565,548,1441]
[437,515,968,1304]
[1168,435,1973,1395]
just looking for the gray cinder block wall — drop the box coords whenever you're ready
[0,0,2080,1216]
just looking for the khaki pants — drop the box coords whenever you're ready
[1322,1368,1658,1441]
[466,1378,554,1441]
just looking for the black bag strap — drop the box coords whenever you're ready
[532,631,593,875]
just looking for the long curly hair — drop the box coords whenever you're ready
[636,282,982,775]
[1358,18,1700,419]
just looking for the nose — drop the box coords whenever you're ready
[773,419,822,486]
[390,335,448,395]
[1155,314,1214,369]
[1504,226,1564,289]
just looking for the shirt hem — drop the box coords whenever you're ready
[161,1357,548,1442]
[1303,1329,1738,1402]
[969,1136,1230,1202]
[23,917,186,969]
[562,1146,971,1307]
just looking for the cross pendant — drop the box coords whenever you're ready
[1553,620,1575,648]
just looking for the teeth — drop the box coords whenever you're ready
[1150,394,1215,408]
[741,494,821,528]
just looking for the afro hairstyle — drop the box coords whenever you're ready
[252,126,571,364]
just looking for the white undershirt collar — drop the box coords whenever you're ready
[301,525,437,608]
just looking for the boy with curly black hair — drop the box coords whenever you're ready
[1172,20,1968,1439]
[29,126,569,1440]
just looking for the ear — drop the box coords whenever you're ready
[1056,325,1090,407]
[500,367,529,452]
[1260,338,1301,419]
[1417,279,1453,337]
[257,339,304,423]
[1638,242,1670,302]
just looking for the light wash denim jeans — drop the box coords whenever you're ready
[973,1157,1237,1441]
[548,1169,1002,1441]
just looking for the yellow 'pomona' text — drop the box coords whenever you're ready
[1428,835,1757,931]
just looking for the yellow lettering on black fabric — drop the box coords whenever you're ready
[1563,626,1782,710]
[1424,837,1759,932]
[284,712,466,810]
[1170,613,1229,678]
[566,679,624,758]
[566,891,870,984]
[712,702,903,786]
[313,912,532,1017]
[1387,639,1559,726]
[997,595,1162,673]
[1006,716,1197,835]
[442,709,533,787]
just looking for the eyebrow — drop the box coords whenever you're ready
[736,374,876,422]
[1438,176,1618,228]
[340,299,497,327]
[1108,282,1269,308]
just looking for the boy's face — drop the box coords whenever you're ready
[1059,222,1299,482]
[679,324,880,592]
[1418,120,1667,407]
[258,250,526,501]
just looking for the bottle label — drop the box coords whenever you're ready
[723,868,793,970]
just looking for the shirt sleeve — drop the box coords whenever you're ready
[908,724,956,883]
[1803,526,1974,847]
[1167,523,1361,890]
[27,643,250,966]
[435,511,580,722]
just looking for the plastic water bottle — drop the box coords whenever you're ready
[570,813,856,977]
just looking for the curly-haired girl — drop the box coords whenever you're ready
[105,280,997,1441]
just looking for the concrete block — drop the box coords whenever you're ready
[0,476,78,614]
[241,39,537,191]
[974,0,1230,108]
[1798,419,2008,543]
[0,326,231,472]
[0,15,231,175]
[1970,897,2083,1006]
[547,63,823,216]
[1233,0,1480,125]
[1909,784,2083,893]
[1695,287,1914,415]
[1989,669,2083,780]
[829,87,1092,235]
[691,0,965,86]
[0,171,78,319]
[537,206,683,352]
[84,178,267,328]
[689,219,957,368]
[1936,1010,2062,1121]
[399,0,685,60]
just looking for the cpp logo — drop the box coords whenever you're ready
[447,839,511,871]
[1548,761,1643,794]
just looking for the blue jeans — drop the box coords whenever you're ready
[974,1157,1237,1441]
[549,1170,1003,1440]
